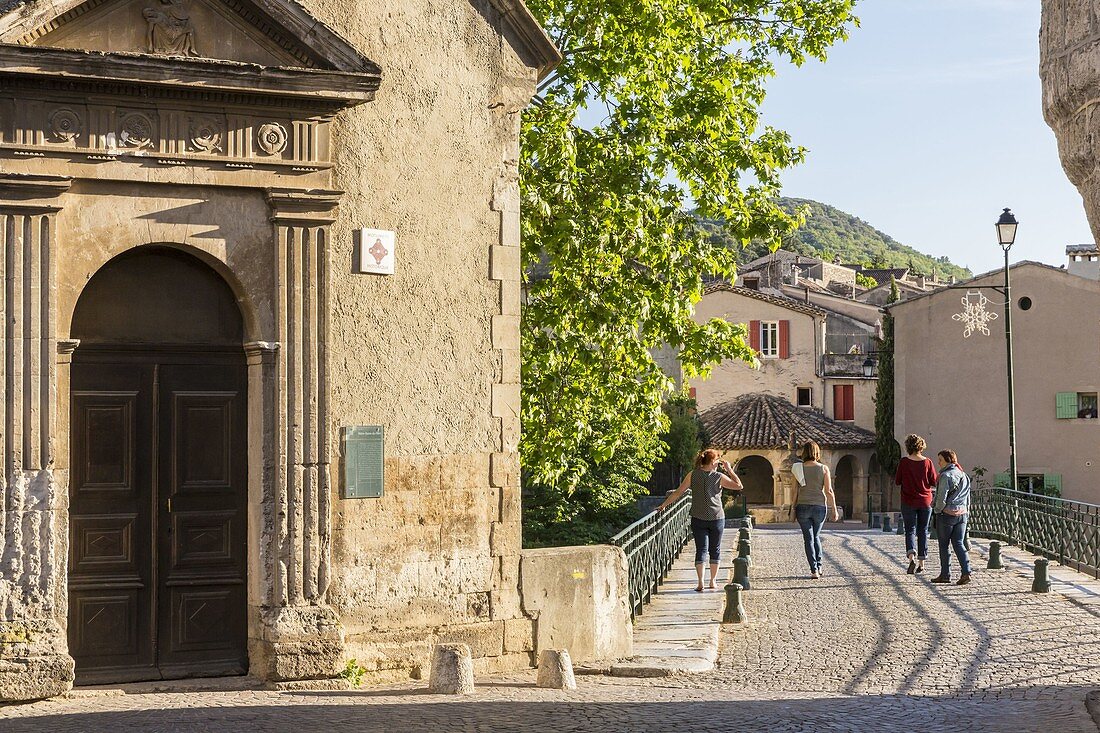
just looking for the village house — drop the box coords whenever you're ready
[738,248,950,303]
[0,0,583,703]
[661,283,885,522]
[891,253,1100,503]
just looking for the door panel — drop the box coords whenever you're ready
[69,354,247,683]
[156,364,248,677]
[68,364,156,683]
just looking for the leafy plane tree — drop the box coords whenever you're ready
[520,0,858,515]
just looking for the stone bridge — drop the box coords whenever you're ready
[4,524,1100,732]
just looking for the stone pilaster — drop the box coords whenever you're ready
[0,174,73,702]
[253,189,343,681]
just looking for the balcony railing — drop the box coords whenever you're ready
[969,487,1100,578]
[609,493,691,619]
[822,351,880,377]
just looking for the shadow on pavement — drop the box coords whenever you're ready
[1,687,1098,733]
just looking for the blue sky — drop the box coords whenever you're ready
[762,0,1091,274]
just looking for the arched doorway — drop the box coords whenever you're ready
[736,456,775,505]
[67,246,248,684]
[834,455,858,519]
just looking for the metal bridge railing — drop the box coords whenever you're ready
[609,493,692,619]
[969,487,1100,578]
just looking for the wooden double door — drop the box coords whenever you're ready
[68,350,248,684]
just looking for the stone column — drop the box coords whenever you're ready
[252,189,344,682]
[853,467,869,521]
[0,174,73,702]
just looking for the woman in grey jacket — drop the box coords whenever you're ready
[930,450,973,585]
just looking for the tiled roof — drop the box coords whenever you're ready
[703,283,828,317]
[857,268,910,283]
[743,249,820,270]
[1067,244,1098,253]
[701,393,876,450]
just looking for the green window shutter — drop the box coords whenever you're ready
[1043,474,1062,497]
[994,473,1010,489]
[1056,392,1078,419]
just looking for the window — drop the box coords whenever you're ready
[760,321,779,358]
[995,473,1063,497]
[1056,391,1097,419]
[744,277,760,291]
[796,387,812,408]
[833,384,854,421]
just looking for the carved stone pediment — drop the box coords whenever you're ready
[0,0,379,180]
[0,0,377,73]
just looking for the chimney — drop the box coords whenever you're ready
[792,268,800,286]
[1067,245,1100,280]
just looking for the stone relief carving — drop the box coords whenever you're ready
[47,108,82,143]
[119,112,154,149]
[189,116,222,153]
[257,123,288,155]
[143,0,199,56]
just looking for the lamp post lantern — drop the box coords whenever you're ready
[997,208,1018,493]
[862,356,876,379]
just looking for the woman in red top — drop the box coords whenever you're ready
[895,434,938,574]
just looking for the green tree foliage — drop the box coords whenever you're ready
[696,198,972,281]
[520,0,859,531]
[855,272,878,289]
[662,392,704,478]
[874,277,901,477]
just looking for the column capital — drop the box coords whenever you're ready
[266,188,342,226]
[0,174,72,213]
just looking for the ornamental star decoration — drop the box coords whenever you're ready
[952,292,999,338]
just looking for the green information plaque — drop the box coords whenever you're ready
[343,426,384,499]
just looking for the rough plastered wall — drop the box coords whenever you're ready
[300,0,535,678]
[689,291,821,413]
[892,265,1100,503]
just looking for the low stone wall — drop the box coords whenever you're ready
[519,546,633,664]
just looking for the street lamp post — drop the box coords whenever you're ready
[996,208,1019,493]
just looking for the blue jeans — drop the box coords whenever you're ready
[901,505,932,560]
[691,517,724,564]
[795,504,827,572]
[936,513,971,577]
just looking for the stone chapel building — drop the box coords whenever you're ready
[0,0,559,702]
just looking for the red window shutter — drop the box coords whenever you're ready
[749,320,760,352]
[778,320,790,359]
[834,385,854,421]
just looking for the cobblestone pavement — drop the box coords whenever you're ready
[3,526,1100,732]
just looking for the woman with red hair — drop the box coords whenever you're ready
[658,448,743,591]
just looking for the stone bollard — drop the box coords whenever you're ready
[881,514,893,533]
[428,643,475,694]
[1032,558,1052,593]
[895,516,904,536]
[871,513,882,529]
[722,582,747,624]
[987,541,1004,570]
[733,555,751,590]
[740,516,753,530]
[536,649,577,690]
[738,526,751,542]
[737,537,752,567]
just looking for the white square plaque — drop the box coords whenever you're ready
[357,229,396,275]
